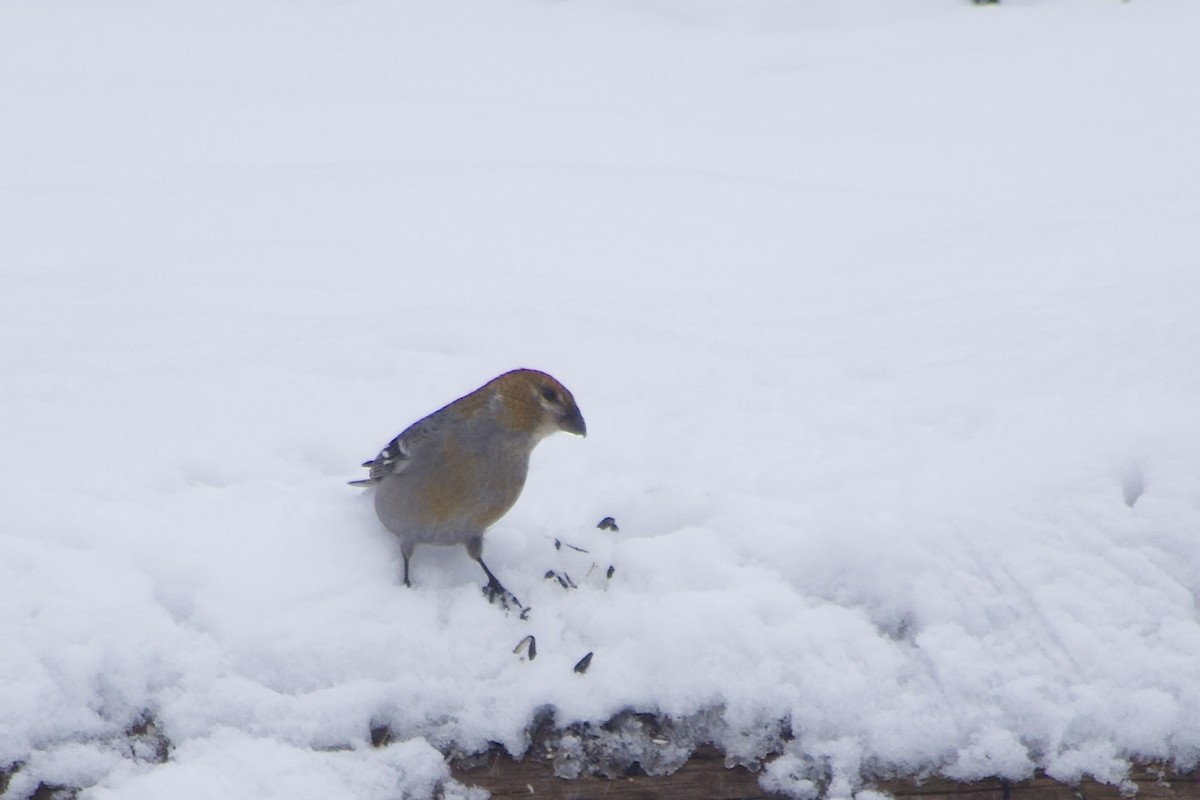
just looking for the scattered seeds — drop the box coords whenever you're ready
[596,516,619,532]
[513,635,537,660]
[544,570,577,589]
[574,652,594,674]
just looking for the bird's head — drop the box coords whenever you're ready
[492,369,587,441]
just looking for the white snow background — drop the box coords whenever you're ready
[3,0,1200,798]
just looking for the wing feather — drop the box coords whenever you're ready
[348,412,442,487]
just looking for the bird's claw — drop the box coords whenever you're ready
[483,579,528,617]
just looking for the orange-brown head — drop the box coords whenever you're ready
[484,369,586,441]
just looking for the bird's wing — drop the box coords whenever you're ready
[348,414,443,487]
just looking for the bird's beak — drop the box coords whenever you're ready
[561,407,587,437]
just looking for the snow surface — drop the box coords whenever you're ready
[4,0,1200,797]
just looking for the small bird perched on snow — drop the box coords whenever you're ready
[350,369,586,608]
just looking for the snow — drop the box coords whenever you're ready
[3,0,1200,797]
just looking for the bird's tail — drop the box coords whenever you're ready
[348,458,383,487]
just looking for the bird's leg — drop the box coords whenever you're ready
[479,559,524,609]
[401,542,415,588]
[467,537,525,612]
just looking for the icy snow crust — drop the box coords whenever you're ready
[4,0,1200,797]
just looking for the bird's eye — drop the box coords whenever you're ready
[541,387,558,402]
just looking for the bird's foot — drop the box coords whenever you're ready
[483,578,529,618]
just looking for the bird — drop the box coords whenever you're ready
[350,369,586,608]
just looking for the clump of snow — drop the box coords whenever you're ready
[87,730,462,800]
[4,0,1200,798]
[528,707,786,780]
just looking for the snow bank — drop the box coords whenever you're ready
[3,0,1200,797]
